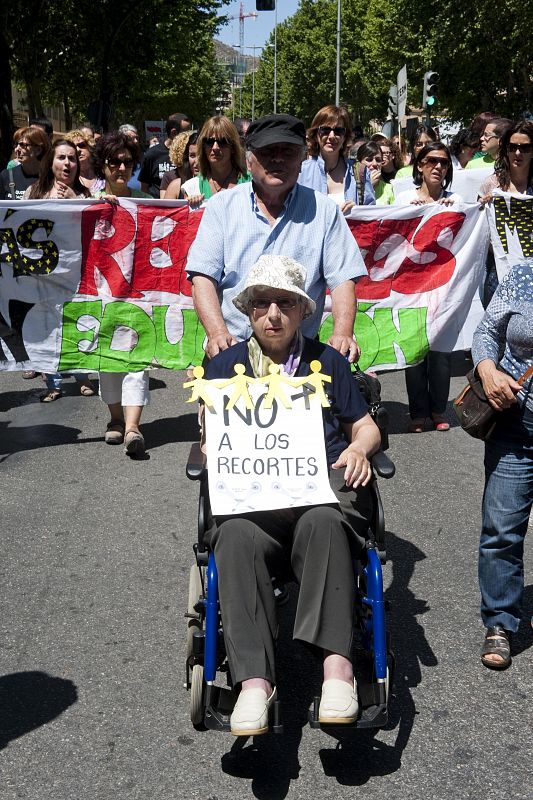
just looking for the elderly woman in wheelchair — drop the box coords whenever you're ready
[193,254,382,737]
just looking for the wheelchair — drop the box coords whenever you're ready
[184,433,395,734]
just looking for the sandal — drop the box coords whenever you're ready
[407,418,426,433]
[79,381,95,397]
[104,420,125,445]
[124,429,145,456]
[40,389,62,403]
[481,626,512,670]
[432,414,450,432]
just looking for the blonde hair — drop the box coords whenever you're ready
[169,130,193,168]
[65,128,96,147]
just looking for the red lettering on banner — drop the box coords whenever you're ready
[79,204,140,297]
[348,211,465,299]
[131,205,198,296]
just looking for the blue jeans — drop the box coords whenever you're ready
[479,404,533,632]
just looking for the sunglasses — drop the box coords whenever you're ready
[16,141,32,150]
[318,125,346,138]
[250,297,300,311]
[508,142,532,153]
[421,156,450,168]
[106,157,134,168]
[203,137,230,148]
[76,141,89,150]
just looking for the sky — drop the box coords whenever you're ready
[216,1,300,52]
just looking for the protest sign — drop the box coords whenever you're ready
[199,366,336,515]
[0,198,488,374]
[486,190,533,278]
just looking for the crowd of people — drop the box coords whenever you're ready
[0,105,531,711]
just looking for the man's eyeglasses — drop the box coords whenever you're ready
[106,157,134,168]
[508,142,532,153]
[204,137,230,148]
[421,156,450,168]
[249,297,300,311]
[481,133,498,141]
[318,126,346,138]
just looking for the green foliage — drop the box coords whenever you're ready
[248,0,532,126]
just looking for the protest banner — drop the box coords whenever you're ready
[486,190,533,278]
[197,365,337,515]
[0,198,488,374]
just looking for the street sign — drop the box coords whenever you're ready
[397,65,407,119]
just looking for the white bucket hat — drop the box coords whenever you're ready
[232,255,316,318]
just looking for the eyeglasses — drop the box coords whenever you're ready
[421,156,450,168]
[76,141,89,150]
[318,126,346,138]
[15,141,31,150]
[508,142,533,153]
[249,297,300,311]
[380,150,392,157]
[203,137,230,148]
[106,157,134,168]
[481,132,498,141]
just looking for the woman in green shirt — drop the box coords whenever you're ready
[180,116,250,208]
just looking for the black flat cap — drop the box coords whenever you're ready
[245,113,306,150]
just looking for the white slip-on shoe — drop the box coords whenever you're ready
[318,678,358,724]
[230,686,277,736]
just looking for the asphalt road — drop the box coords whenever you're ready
[1,358,531,800]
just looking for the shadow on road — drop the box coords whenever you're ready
[0,671,78,750]
[0,421,85,460]
[513,584,533,658]
[220,530,437,795]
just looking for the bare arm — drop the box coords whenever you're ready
[332,414,381,488]
[191,274,237,358]
[328,280,360,363]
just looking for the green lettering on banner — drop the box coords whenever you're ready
[153,307,206,368]
[98,301,156,371]
[319,304,429,370]
[58,300,103,370]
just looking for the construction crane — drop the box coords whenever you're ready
[226,3,258,85]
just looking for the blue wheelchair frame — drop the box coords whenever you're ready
[185,442,395,733]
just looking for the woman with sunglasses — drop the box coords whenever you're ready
[180,117,249,209]
[395,125,438,179]
[65,129,104,194]
[395,142,462,433]
[91,133,152,455]
[476,121,533,307]
[299,105,375,212]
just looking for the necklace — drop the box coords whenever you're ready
[209,169,235,193]
[325,156,341,176]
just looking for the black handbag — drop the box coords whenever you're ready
[352,367,389,450]
[454,366,533,440]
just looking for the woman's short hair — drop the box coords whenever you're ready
[495,120,533,191]
[16,125,51,161]
[196,116,247,178]
[412,141,453,189]
[65,128,96,147]
[408,124,438,155]
[306,105,353,158]
[92,132,142,179]
[356,141,382,163]
[27,139,90,198]
[450,127,480,157]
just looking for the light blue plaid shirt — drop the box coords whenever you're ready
[186,181,366,341]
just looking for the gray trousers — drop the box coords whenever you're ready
[205,470,371,685]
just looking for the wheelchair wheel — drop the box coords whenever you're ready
[187,565,204,660]
[190,663,205,728]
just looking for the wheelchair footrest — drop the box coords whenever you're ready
[203,687,283,734]
[308,699,388,730]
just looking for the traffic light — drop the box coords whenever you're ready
[256,0,275,9]
[387,85,398,117]
[423,71,439,108]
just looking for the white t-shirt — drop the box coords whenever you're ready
[394,188,463,205]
